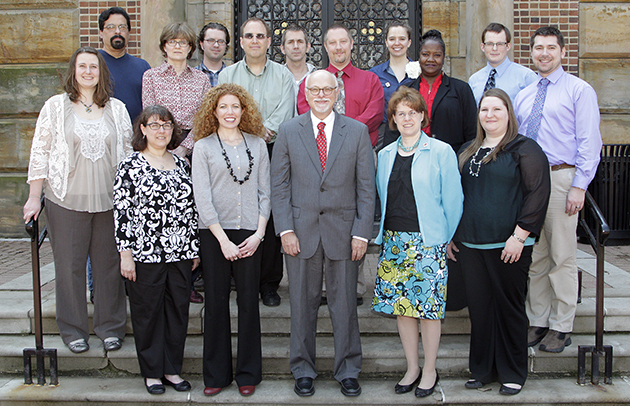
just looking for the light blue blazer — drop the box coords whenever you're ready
[375,132,463,246]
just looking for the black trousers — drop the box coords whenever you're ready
[459,244,532,386]
[126,260,192,378]
[259,142,283,294]
[200,229,262,387]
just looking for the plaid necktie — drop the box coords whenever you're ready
[483,68,497,93]
[525,78,550,141]
[334,71,345,115]
[316,122,327,173]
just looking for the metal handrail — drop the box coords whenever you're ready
[23,197,58,386]
[577,190,612,385]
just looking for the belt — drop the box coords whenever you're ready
[551,163,575,171]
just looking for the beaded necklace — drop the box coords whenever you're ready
[468,146,494,177]
[397,135,421,152]
[217,132,254,185]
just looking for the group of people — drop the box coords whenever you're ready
[22,5,602,400]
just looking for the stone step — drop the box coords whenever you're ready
[0,375,627,405]
[2,333,630,377]
[2,287,630,337]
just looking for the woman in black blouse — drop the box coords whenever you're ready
[113,105,199,395]
[447,89,550,395]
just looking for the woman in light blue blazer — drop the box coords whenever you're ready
[372,86,463,398]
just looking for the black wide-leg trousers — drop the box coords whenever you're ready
[200,229,262,388]
[459,244,533,386]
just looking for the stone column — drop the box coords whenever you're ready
[465,0,513,78]
[141,0,186,67]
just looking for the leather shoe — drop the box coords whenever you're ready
[294,377,315,396]
[262,290,281,307]
[161,377,191,391]
[203,386,222,396]
[145,378,165,395]
[68,338,89,354]
[340,377,361,396]
[103,337,122,352]
[190,289,204,303]
[465,379,484,389]
[527,326,549,347]
[415,371,439,398]
[394,368,421,394]
[239,385,255,396]
[499,384,522,395]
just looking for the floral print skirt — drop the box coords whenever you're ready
[372,230,448,319]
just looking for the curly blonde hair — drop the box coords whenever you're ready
[193,83,265,141]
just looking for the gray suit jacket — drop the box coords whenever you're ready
[271,112,376,261]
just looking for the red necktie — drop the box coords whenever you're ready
[316,122,327,173]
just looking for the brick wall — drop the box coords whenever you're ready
[79,1,142,56]
[513,0,579,75]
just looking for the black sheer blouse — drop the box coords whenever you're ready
[454,135,551,244]
[384,153,420,232]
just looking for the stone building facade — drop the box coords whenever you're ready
[0,0,628,236]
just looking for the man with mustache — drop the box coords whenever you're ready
[98,7,150,123]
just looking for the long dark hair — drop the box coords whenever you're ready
[64,47,111,107]
[458,88,519,171]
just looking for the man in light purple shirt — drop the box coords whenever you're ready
[514,26,602,353]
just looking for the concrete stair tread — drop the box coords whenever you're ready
[0,375,628,405]
[4,333,630,376]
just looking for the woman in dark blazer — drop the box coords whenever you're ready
[384,29,477,310]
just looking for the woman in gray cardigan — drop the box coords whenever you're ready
[192,83,270,397]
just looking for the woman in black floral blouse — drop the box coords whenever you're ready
[113,105,199,395]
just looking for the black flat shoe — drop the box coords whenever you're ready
[294,377,315,396]
[465,379,484,389]
[499,384,522,395]
[415,371,439,398]
[145,378,165,395]
[394,368,422,394]
[161,377,191,391]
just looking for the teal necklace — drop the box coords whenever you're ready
[398,135,421,152]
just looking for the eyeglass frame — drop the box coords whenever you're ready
[145,122,174,131]
[103,24,129,32]
[166,39,190,48]
[242,33,268,40]
[305,86,338,96]
[204,38,227,46]
[483,41,508,49]
[394,110,420,119]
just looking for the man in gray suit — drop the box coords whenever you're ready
[271,70,376,397]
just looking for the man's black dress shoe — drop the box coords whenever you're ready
[415,371,439,398]
[262,290,281,307]
[394,368,421,394]
[340,377,361,396]
[465,379,485,389]
[294,377,315,396]
[145,378,165,395]
[161,377,191,391]
[499,384,522,395]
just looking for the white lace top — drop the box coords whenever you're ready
[28,93,132,212]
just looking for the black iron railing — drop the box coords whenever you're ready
[23,197,58,386]
[577,191,612,385]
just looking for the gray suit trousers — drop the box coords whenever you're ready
[286,241,362,382]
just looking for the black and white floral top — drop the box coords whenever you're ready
[113,151,199,263]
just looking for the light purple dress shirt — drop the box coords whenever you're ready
[514,67,602,190]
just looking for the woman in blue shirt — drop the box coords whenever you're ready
[370,21,413,149]
[372,87,463,398]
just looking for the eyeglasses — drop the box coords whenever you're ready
[243,33,267,40]
[483,42,508,49]
[166,40,190,47]
[104,24,128,32]
[306,86,337,96]
[395,110,419,119]
[146,122,174,130]
[204,38,227,45]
